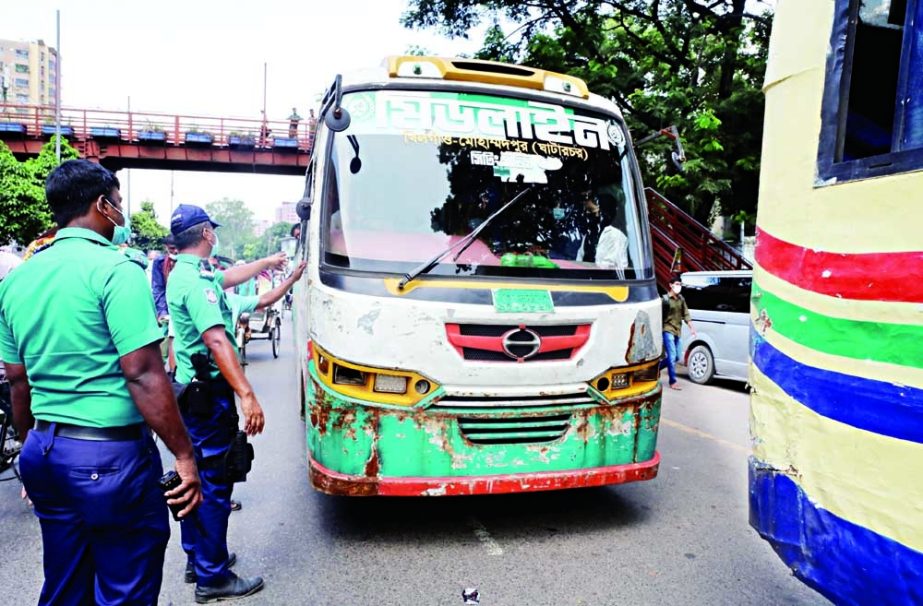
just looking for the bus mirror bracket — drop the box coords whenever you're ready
[636,125,686,172]
[296,197,312,221]
[321,74,351,132]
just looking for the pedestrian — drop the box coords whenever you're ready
[258,110,271,147]
[153,235,179,375]
[661,273,696,390]
[0,159,203,605]
[288,107,301,139]
[166,204,288,603]
[307,109,317,153]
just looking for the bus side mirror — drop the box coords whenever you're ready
[636,125,686,172]
[296,198,312,221]
[321,74,351,132]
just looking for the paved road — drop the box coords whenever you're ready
[0,318,826,605]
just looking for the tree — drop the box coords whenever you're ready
[0,136,79,246]
[246,221,296,260]
[130,200,169,251]
[401,0,772,230]
[204,198,255,260]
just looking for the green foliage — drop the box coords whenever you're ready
[246,221,296,260]
[0,137,79,246]
[130,200,169,251]
[401,0,772,227]
[205,198,255,260]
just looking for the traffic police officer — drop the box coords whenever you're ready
[0,159,203,605]
[167,204,287,603]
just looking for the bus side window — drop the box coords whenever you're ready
[818,0,923,181]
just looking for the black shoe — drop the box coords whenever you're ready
[185,552,237,584]
[195,572,264,603]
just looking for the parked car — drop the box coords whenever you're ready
[679,270,752,384]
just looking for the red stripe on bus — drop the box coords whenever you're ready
[755,228,923,302]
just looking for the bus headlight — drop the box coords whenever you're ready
[591,360,661,400]
[311,344,438,406]
[374,374,408,394]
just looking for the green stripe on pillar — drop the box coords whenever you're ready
[753,281,923,369]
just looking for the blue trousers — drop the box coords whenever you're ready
[180,387,235,587]
[662,332,681,385]
[20,424,170,606]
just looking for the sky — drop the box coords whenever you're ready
[5,0,482,225]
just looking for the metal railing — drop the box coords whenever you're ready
[646,188,752,289]
[0,103,316,152]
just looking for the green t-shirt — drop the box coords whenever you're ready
[167,254,237,384]
[0,227,163,427]
[227,293,259,329]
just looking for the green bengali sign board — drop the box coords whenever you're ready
[492,289,554,313]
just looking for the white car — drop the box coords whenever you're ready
[679,270,752,384]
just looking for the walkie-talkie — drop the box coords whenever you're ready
[159,471,184,521]
[160,470,207,535]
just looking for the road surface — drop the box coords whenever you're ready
[0,317,825,605]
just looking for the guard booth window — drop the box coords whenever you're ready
[818,0,923,182]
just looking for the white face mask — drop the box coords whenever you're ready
[671,284,682,294]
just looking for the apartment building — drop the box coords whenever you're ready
[0,39,58,113]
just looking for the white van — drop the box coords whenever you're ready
[678,270,752,384]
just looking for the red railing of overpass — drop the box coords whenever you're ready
[0,103,315,151]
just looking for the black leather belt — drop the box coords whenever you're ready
[34,420,145,442]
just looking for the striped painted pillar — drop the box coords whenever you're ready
[749,1,923,604]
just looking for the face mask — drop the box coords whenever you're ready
[552,207,565,221]
[671,284,682,294]
[100,198,131,245]
[208,231,220,256]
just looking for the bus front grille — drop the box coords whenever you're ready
[457,413,571,445]
[433,392,596,409]
[445,323,591,363]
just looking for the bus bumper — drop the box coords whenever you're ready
[308,451,660,496]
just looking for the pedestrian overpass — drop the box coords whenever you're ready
[0,103,312,176]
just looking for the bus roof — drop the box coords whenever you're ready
[337,56,622,117]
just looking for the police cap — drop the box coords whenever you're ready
[171,204,221,236]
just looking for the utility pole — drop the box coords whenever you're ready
[126,95,131,217]
[55,9,61,164]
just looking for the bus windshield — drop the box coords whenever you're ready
[322,89,649,280]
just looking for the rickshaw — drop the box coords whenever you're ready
[235,273,282,361]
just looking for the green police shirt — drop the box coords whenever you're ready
[227,293,259,329]
[167,254,237,384]
[0,227,163,428]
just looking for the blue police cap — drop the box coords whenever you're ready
[170,204,221,236]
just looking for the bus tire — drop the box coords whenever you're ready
[686,344,714,385]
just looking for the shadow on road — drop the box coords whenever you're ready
[316,484,651,544]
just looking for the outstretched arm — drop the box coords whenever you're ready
[255,262,306,310]
[221,253,288,289]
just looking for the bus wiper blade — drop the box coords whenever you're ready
[397,186,534,290]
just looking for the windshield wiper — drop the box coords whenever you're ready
[397,185,534,290]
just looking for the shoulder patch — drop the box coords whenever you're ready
[200,269,215,279]
[204,288,218,304]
